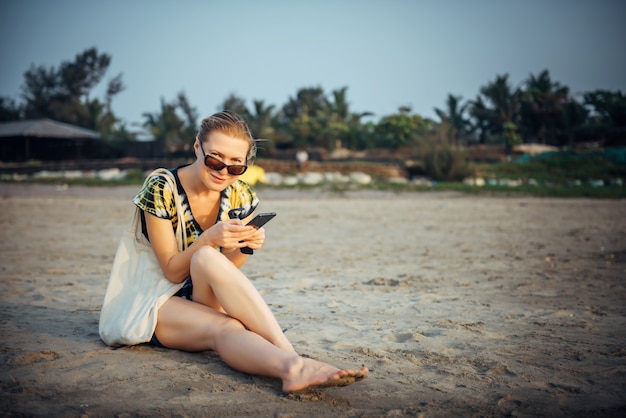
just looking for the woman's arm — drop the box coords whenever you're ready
[221,247,249,268]
[144,212,197,283]
[145,211,262,283]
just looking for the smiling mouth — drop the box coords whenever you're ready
[211,173,226,182]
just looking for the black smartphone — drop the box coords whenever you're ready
[246,212,276,229]
[241,212,276,254]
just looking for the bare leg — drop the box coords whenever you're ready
[189,246,294,352]
[154,298,368,392]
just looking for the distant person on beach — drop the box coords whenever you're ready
[296,148,309,171]
[101,110,367,393]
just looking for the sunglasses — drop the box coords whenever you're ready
[199,142,248,175]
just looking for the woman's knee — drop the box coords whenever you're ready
[190,246,226,277]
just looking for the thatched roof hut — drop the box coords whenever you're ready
[0,119,100,162]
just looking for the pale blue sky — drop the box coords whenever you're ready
[1,0,624,129]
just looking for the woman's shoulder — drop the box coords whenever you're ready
[222,179,259,218]
[148,168,177,184]
[136,171,173,198]
[230,178,256,193]
[228,179,258,201]
[133,169,178,218]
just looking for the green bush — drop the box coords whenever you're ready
[422,146,472,182]
[488,149,626,183]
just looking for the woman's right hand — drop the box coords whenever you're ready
[202,219,256,250]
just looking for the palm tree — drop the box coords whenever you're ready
[246,100,276,157]
[584,90,626,128]
[474,74,524,153]
[343,109,375,150]
[220,94,249,119]
[479,74,522,133]
[82,98,106,132]
[248,100,275,139]
[324,86,375,150]
[467,96,492,144]
[560,99,589,146]
[177,91,199,145]
[324,87,350,150]
[520,70,570,145]
[583,90,626,145]
[282,87,327,121]
[434,94,469,145]
[281,87,328,148]
[328,86,349,121]
[143,98,185,155]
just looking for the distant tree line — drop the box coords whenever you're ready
[1,48,625,159]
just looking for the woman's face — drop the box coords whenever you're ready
[196,131,249,192]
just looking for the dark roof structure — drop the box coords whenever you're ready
[0,119,99,139]
[0,119,100,162]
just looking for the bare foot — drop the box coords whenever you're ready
[282,356,368,393]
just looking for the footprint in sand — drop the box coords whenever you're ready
[9,350,60,365]
[419,328,447,338]
[393,332,414,343]
[487,364,517,377]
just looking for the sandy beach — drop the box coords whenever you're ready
[1,182,625,417]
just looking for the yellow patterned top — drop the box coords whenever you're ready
[133,167,258,248]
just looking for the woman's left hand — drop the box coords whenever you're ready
[241,226,266,251]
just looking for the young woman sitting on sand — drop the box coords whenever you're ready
[110,110,367,393]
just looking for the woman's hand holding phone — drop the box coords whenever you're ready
[227,210,276,255]
[240,212,276,254]
[203,220,256,251]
